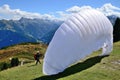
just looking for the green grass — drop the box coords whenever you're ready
[0,62,43,80]
[0,42,120,80]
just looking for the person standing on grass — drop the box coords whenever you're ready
[34,51,41,65]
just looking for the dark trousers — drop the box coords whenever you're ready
[36,59,41,65]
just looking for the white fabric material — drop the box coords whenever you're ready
[43,9,113,75]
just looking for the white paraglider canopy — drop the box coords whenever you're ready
[43,9,113,75]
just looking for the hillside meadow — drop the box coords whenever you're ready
[0,43,47,62]
[0,41,120,80]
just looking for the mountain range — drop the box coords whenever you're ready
[0,18,63,48]
[0,15,120,49]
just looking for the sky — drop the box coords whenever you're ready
[0,0,120,20]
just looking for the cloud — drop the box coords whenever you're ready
[65,3,120,19]
[55,6,93,20]
[0,3,120,20]
[66,6,93,13]
[97,3,120,17]
[0,4,57,20]
[55,11,71,20]
[66,6,81,13]
[65,3,120,17]
[99,3,120,11]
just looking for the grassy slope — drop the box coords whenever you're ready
[0,43,47,62]
[0,42,120,80]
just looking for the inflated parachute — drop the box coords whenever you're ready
[43,9,113,75]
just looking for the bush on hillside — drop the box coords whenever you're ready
[0,62,10,71]
[10,57,19,67]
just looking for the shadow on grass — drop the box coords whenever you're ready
[34,55,109,80]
